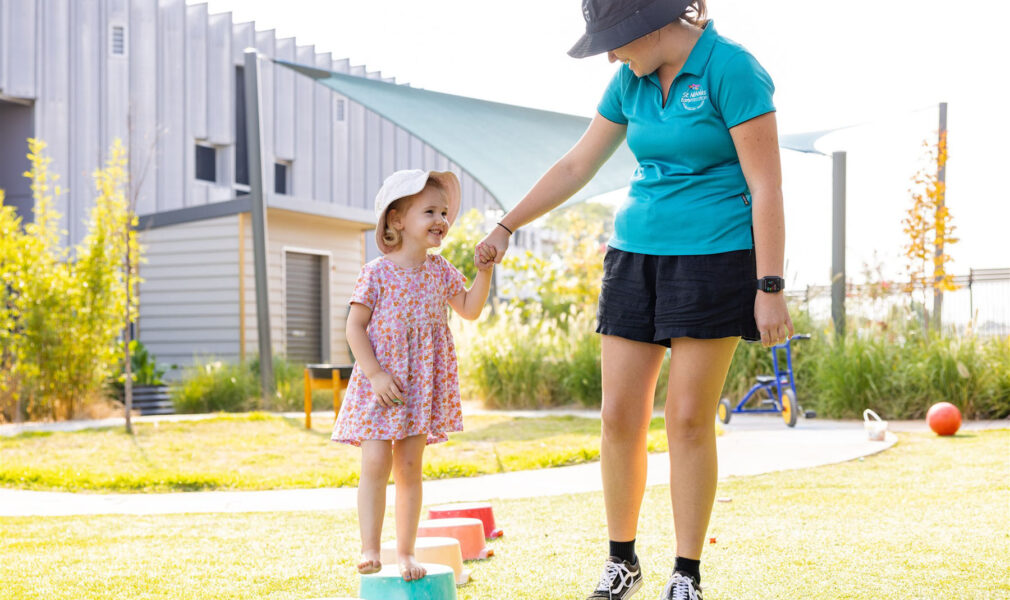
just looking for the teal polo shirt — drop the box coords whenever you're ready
[598,21,775,256]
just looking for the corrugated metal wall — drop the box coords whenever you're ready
[0,0,502,249]
[137,214,243,368]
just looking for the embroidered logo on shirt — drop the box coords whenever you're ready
[681,83,708,111]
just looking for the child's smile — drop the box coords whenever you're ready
[398,187,451,250]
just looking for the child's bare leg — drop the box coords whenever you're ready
[357,440,392,574]
[392,434,428,581]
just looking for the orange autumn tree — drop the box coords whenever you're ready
[902,132,957,328]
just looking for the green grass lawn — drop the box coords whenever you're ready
[0,412,671,492]
[2,430,1006,599]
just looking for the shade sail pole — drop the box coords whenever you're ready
[831,151,846,338]
[244,48,274,402]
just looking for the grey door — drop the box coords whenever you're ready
[285,252,323,364]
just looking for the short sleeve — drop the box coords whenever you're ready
[597,65,629,125]
[436,255,467,299]
[349,264,379,309]
[714,51,775,129]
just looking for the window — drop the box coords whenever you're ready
[234,66,249,185]
[275,161,291,195]
[335,99,346,122]
[110,25,126,56]
[195,145,217,183]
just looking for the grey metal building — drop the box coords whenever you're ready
[0,0,502,373]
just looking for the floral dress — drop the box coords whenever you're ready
[332,254,467,446]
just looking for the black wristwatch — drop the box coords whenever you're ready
[756,276,785,293]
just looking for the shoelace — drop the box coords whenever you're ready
[661,572,701,600]
[595,561,633,596]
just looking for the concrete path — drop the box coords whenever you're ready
[0,413,919,517]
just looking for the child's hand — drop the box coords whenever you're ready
[368,370,405,408]
[475,242,497,271]
[474,242,496,271]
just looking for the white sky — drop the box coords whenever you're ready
[196,0,1009,287]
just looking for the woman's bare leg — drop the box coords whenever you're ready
[665,336,740,560]
[600,335,667,543]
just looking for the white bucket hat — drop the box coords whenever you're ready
[374,169,461,254]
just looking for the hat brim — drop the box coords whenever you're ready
[568,0,692,58]
[375,170,461,254]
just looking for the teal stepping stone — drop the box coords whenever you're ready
[359,563,457,600]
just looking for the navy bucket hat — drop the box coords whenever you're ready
[568,0,694,58]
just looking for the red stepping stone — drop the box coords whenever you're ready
[427,502,503,539]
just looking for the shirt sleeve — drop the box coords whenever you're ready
[349,263,379,309]
[437,255,467,299]
[714,51,776,129]
[597,65,629,125]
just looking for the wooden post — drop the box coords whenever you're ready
[304,368,312,429]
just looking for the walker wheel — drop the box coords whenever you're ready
[718,398,732,424]
[781,388,799,427]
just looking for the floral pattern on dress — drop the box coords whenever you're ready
[332,253,467,446]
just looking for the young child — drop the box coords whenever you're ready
[332,169,493,582]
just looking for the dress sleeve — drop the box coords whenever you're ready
[597,65,629,125]
[714,51,776,129]
[349,263,379,309]
[437,255,467,299]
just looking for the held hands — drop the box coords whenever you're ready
[367,370,406,408]
[755,291,794,347]
[475,225,511,270]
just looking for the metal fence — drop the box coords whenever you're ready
[787,268,1010,337]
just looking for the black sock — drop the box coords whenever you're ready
[674,556,701,583]
[609,539,637,564]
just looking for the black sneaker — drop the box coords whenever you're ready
[659,571,703,600]
[587,556,643,600]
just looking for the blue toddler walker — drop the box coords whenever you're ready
[718,334,811,427]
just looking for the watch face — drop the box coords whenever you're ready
[760,277,784,292]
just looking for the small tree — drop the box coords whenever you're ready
[0,139,139,421]
[902,134,957,331]
[76,140,141,421]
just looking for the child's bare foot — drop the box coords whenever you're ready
[357,550,382,574]
[398,554,426,581]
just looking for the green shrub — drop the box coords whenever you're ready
[171,360,259,413]
[803,331,1010,420]
[455,297,1009,419]
[455,308,561,409]
[172,356,339,414]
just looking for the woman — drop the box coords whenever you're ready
[476,1,793,599]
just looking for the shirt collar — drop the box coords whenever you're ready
[648,20,718,87]
[681,20,718,77]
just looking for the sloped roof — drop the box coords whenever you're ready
[274,59,639,210]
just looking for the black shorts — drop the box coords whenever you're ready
[596,247,760,347]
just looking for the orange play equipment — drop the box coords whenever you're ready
[417,518,493,560]
[927,402,962,436]
[427,502,503,539]
[302,364,353,428]
[381,537,470,585]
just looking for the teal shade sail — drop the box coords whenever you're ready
[274,59,638,211]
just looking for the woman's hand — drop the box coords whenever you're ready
[475,225,510,270]
[754,291,794,347]
[368,370,405,408]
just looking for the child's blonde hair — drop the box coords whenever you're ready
[381,177,448,250]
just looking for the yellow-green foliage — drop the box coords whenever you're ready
[438,208,487,283]
[0,139,140,421]
[902,134,957,307]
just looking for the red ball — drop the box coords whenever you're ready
[926,402,962,436]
